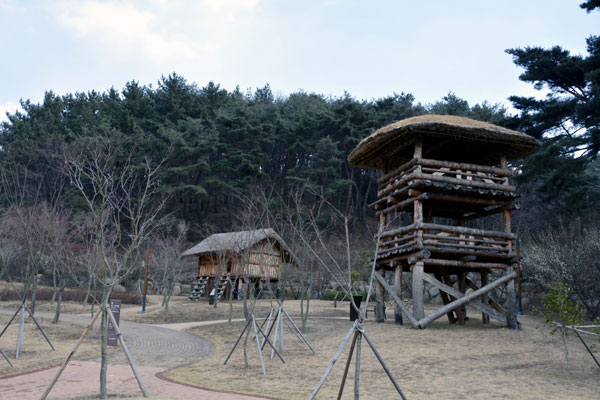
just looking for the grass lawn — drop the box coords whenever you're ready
[161,300,600,400]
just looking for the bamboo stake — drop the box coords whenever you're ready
[0,346,13,368]
[354,332,361,400]
[252,316,267,376]
[281,308,315,353]
[253,317,285,363]
[337,331,358,400]
[24,304,55,350]
[0,303,23,338]
[16,305,24,358]
[309,323,356,400]
[106,308,148,397]
[572,328,600,370]
[223,319,251,364]
[360,329,407,400]
[41,308,102,400]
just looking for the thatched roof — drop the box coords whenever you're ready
[348,115,540,170]
[182,228,298,264]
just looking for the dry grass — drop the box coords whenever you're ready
[0,312,115,377]
[164,302,600,400]
[121,295,347,324]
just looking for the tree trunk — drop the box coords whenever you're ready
[52,285,65,324]
[30,273,38,316]
[50,266,57,305]
[99,285,110,399]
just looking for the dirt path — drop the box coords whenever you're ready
[0,308,264,399]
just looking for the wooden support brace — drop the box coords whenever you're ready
[418,272,516,328]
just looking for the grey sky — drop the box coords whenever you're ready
[1,0,598,121]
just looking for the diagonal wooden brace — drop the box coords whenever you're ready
[374,271,419,328]
[418,271,516,328]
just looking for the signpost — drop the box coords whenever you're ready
[142,237,150,313]
[107,299,121,347]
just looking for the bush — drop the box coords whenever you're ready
[323,289,375,302]
[0,286,141,304]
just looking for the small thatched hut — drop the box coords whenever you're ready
[183,228,297,300]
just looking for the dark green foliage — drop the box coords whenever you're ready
[0,76,508,234]
[506,5,600,219]
[541,282,586,330]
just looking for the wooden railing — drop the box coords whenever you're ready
[378,223,515,260]
[376,158,514,202]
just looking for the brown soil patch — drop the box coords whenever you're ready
[165,303,600,399]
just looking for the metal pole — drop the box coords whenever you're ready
[142,237,150,313]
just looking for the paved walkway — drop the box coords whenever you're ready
[0,308,267,399]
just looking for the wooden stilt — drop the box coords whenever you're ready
[412,262,425,321]
[393,264,403,325]
[506,268,518,329]
[481,271,490,324]
[458,272,467,324]
[375,268,385,323]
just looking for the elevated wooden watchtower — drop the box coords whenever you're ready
[348,115,539,329]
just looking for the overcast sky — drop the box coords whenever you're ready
[1,0,598,122]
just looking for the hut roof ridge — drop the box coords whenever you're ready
[348,114,541,169]
[182,228,287,257]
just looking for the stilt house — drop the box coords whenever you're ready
[348,115,540,329]
[183,228,297,300]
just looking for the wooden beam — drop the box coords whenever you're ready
[412,262,425,320]
[419,272,514,327]
[375,269,385,323]
[394,263,403,325]
[480,272,490,324]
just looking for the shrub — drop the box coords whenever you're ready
[0,286,141,304]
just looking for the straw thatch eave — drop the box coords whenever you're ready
[348,115,540,170]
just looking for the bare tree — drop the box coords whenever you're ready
[149,221,190,312]
[63,137,166,398]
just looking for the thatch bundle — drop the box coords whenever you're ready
[348,115,540,170]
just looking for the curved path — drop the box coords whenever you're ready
[0,308,266,399]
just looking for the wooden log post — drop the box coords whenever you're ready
[412,262,425,321]
[393,263,403,325]
[375,268,386,323]
[506,267,518,329]
[458,272,468,323]
[481,271,490,324]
